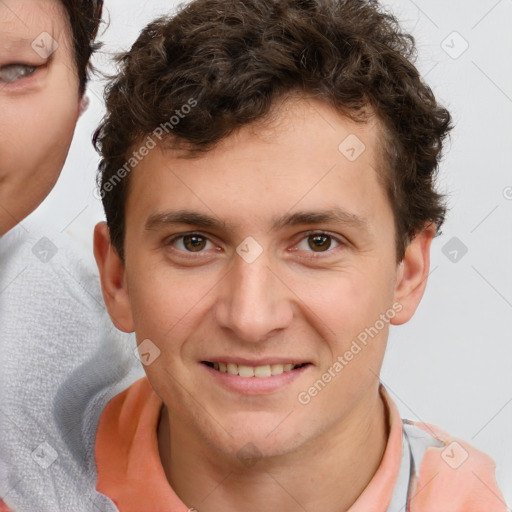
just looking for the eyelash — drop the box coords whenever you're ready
[166,230,346,260]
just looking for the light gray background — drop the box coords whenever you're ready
[25,0,512,504]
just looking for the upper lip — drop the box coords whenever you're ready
[202,357,311,366]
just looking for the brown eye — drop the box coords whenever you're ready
[182,234,207,252]
[307,234,332,252]
[167,232,218,260]
[294,232,342,256]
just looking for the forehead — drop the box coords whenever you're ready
[0,0,70,52]
[126,97,391,230]
[163,96,387,188]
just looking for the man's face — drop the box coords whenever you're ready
[108,98,416,459]
[0,0,80,233]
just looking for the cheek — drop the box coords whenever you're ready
[126,264,209,342]
[0,89,79,188]
[293,266,396,340]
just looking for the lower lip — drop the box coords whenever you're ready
[202,363,311,395]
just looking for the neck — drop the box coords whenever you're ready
[158,385,388,512]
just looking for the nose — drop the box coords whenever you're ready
[214,249,294,343]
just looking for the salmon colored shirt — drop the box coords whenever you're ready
[90,377,507,512]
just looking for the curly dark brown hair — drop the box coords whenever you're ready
[94,0,452,262]
[61,0,103,94]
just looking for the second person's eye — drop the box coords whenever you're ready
[0,63,38,84]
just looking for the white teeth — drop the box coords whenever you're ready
[254,365,272,378]
[212,362,302,378]
[270,364,284,375]
[227,363,238,375]
[238,365,255,377]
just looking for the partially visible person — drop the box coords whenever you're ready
[91,0,507,511]
[0,2,143,511]
[0,0,99,234]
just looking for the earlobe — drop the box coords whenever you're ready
[93,222,134,333]
[391,223,436,325]
[78,95,89,117]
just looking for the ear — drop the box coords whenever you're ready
[94,222,134,332]
[391,223,436,325]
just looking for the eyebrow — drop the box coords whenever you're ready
[145,208,369,233]
[0,36,36,51]
[0,33,37,45]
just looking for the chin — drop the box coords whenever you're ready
[210,417,306,463]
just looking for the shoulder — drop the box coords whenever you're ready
[403,420,507,511]
[98,376,157,431]
[95,376,159,455]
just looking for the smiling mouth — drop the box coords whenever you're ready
[202,361,310,378]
